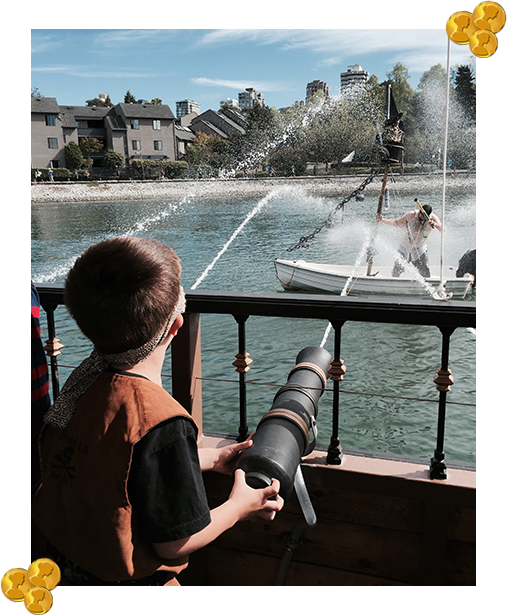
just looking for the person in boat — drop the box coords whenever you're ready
[32,237,283,586]
[377,204,442,278]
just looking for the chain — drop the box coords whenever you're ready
[285,165,383,253]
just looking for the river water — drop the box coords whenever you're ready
[31,178,476,465]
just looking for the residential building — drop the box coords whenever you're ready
[190,109,246,140]
[220,97,239,108]
[305,80,330,104]
[238,88,264,110]
[176,99,201,118]
[340,65,369,99]
[31,96,178,168]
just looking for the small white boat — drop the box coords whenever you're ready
[274,258,474,299]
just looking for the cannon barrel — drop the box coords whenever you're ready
[236,346,332,501]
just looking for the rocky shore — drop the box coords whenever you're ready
[31,172,475,203]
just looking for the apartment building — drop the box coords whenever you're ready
[238,88,264,110]
[31,97,178,168]
[305,80,330,104]
[175,99,201,118]
[340,65,370,99]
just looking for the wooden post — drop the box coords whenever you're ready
[171,311,203,434]
[366,162,390,276]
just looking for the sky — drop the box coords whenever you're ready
[30,28,477,112]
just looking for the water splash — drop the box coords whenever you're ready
[320,231,371,348]
[191,189,278,290]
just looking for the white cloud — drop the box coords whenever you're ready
[192,77,286,92]
[31,65,158,79]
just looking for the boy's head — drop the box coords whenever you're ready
[65,237,182,354]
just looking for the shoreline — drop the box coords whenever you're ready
[31,172,475,203]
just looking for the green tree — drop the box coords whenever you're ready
[86,95,113,107]
[124,90,136,104]
[150,98,162,105]
[454,64,476,122]
[79,136,104,157]
[31,87,44,98]
[268,147,308,176]
[64,141,84,170]
[103,150,125,169]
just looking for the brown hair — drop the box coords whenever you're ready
[64,237,182,354]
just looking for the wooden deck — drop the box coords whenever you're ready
[180,436,475,586]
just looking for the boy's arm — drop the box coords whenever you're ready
[198,438,253,474]
[153,469,282,560]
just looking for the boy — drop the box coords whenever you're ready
[32,237,283,586]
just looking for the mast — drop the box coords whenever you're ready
[366,84,393,276]
[439,37,451,294]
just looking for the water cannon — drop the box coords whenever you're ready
[236,346,332,502]
[414,198,431,222]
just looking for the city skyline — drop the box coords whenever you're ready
[31,28,476,113]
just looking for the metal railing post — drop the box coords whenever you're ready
[232,314,251,442]
[430,325,457,479]
[41,304,63,401]
[327,320,347,465]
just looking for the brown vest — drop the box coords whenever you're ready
[32,371,194,582]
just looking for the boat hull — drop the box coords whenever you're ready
[275,258,474,299]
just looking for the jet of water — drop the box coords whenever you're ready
[320,231,371,348]
[191,189,278,290]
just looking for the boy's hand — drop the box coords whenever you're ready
[229,469,284,522]
[207,438,254,475]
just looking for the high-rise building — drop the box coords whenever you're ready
[238,88,264,110]
[175,99,201,118]
[220,97,239,108]
[305,80,330,104]
[340,65,369,99]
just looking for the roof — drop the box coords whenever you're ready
[175,125,195,142]
[31,97,60,114]
[59,105,111,119]
[191,119,230,139]
[116,103,175,120]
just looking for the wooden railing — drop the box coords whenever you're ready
[36,284,476,480]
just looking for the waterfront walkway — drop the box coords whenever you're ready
[31,172,475,203]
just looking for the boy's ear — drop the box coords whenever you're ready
[168,313,184,337]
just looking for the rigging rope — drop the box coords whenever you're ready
[283,164,383,254]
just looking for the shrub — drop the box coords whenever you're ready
[130,159,189,178]
[32,168,72,181]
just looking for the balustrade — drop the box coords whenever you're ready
[37,284,476,479]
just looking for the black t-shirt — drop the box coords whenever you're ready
[126,396,211,544]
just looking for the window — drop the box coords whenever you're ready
[154,140,163,151]
[48,138,58,149]
[152,119,161,130]
[46,115,56,126]
[132,140,141,151]
[131,119,140,129]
